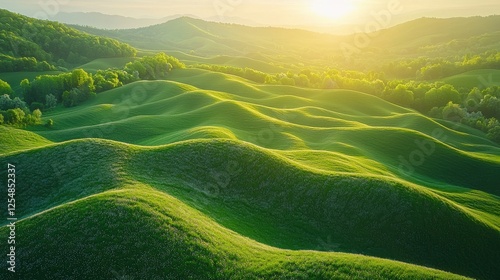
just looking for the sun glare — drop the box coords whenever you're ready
[311,0,355,21]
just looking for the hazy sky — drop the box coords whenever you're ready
[1,0,500,26]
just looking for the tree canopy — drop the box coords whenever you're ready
[0,8,137,71]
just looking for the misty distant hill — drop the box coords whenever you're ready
[74,15,500,60]
[52,12,264,30]
[52,12,195,29]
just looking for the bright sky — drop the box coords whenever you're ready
[2,0,500,26]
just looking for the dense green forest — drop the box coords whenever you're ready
[0,9,136,71]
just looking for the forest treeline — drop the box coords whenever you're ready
[0,9,136,72]
[0,53,183,126]
[382,51,500,80]
[194,63,500,143]
[0,79,42,126]
[22,53,184,107]
[1,49,499,143]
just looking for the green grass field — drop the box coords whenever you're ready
[2,68,499,279]
[0,138,480,279]
[77,57,137,73]
[2,9,500,279]
[442,69,500,89]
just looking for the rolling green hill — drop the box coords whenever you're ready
[2,68,498,279]
[0,137,481,280]
[77,57,138,73]
[442,69,500,89]
[0,153,471,279]
[1,10,500,279]
[74,17,338,56]
[368,16,500,50]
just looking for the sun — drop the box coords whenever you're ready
[311,0,355,21]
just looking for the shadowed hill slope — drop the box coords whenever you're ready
[0,138,494,279]
[0,181,470,279]
[28,70,500,198]
[0,68,497,278]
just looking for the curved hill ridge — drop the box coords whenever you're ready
[2,69,499,279]
[0,138,496,279]
[442,69,500,89]
[27,70,500,195]
[0,183,470,279]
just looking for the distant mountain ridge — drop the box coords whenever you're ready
[73,15,500,61]
[52,12,263,30]
[52,12,197,30]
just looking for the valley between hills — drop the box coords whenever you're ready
[1,8,500,279]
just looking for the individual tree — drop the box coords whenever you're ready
[5,108,25,125]
[465,88,483,112]
[31,109,42,124]
[385,84,414,107]
[45,94,57,110]
[62,89,79,107]
[487,125,500,143]
[480,94,500,119]
[425,84,460,109]
[0,79,13,96]
[0,94,13,110]
[442,102,466,122]
[280,76,296,86]
[20,78,30,95]
[296,74,310,87]
[45,119,54,128]
[12,97,28,112]
[482,86,500,98]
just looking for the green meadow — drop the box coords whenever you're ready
[1,7,500,280]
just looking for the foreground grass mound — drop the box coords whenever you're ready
[1,139,498,279]
[0,184,470,279]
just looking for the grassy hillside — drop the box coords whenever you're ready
[442,69,500,89]
[29,69,500,197]
[0,138,484,279]
[75,17,338,56]
[1,68,494,278]
[77,57,137,73]
[369,16,500,53]
[1,8,499,280]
